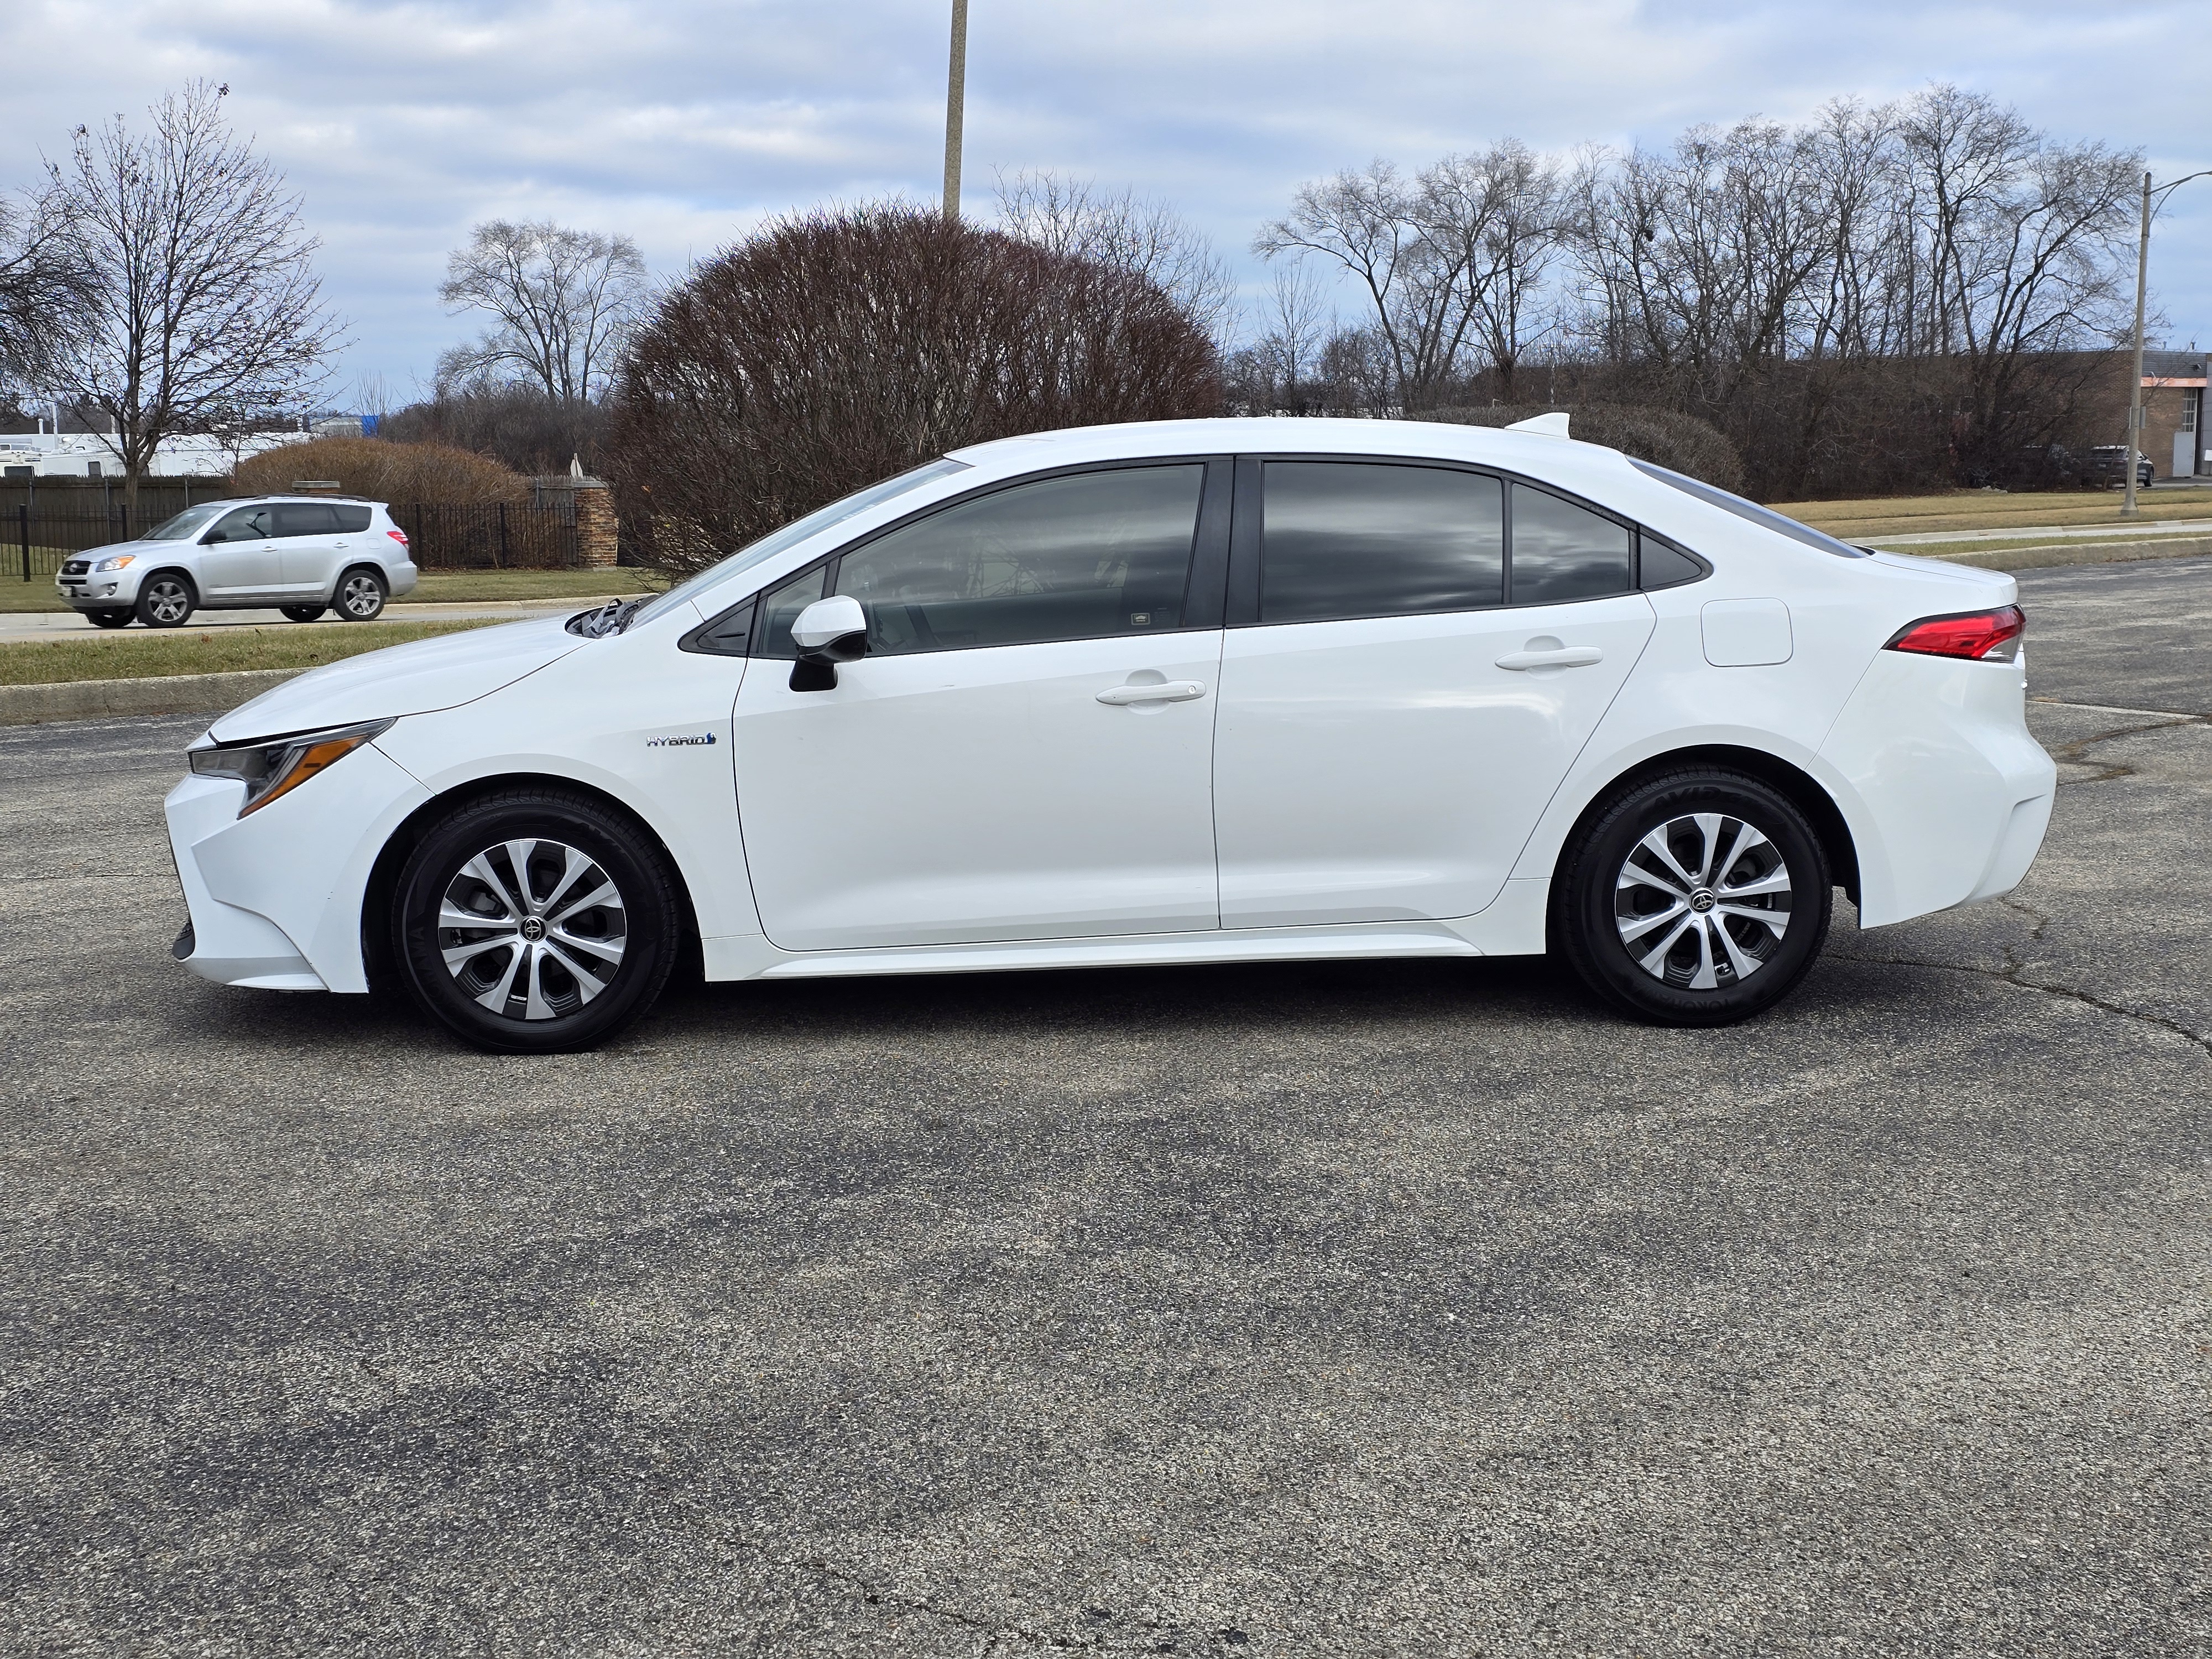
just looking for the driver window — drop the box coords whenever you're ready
[828,466,1205,656]
[208,505,271,543]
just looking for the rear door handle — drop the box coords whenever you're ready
[1096,680,1207,705]
[1495,646,1604,671]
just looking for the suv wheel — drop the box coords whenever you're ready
[392,789,683,1053]
[1553,769,1832,1026]
[134,573,195,628]
[335,568,388,621]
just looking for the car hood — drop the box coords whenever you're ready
[208,614,586,743]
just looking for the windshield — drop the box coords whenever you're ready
[143,503,228,541]
[622,458,975,630]
[1630,459,1867,559]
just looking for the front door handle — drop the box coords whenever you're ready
[1496,646,1604,671]
[1096,680,1207,706]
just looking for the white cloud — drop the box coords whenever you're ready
[4,0,2207,392]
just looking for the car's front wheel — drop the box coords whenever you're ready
[134,573,195,628]
[392,789,684,1052]
[1553,769,1832,1026]
[335,567,387,621]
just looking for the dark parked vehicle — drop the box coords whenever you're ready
[2087,446,2156,489]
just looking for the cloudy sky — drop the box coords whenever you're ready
[5,0,2208,402]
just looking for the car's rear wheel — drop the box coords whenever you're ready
[85,609,132,629]
[335,567,387,621]
[134,573,195,628]
[1554,769,1832,1026]
[280,604,327,623]
[392,789,682,1053]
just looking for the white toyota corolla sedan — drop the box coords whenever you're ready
[165,417,2054,1051]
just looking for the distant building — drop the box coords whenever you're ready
[0,430,306,479]
[2140,347,2206,480]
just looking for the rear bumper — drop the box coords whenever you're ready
[1818,650,2056,926]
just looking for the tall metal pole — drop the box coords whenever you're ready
[942,0,969,223]
[2123,170,2151,518]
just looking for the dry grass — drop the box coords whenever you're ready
[0,619,498,686]
[1772,488,2212,539]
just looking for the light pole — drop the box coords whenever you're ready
[2122,166,2212,517]
[943,0,969,222]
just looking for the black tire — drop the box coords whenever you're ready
[134,572,195,628]
[335,567,387,621]
[392,789,683,1053]
[85,609,132,629]
[280,604,327,623]
[1553,768,1832,1027]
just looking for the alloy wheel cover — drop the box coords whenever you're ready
[435,837,628,1020]
[1613,811,1792,990]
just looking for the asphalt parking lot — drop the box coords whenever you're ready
[3,557,2208,1657]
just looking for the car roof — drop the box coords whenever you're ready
[212,494,386,506]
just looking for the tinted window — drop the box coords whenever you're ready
[754,565,827,660]
[1510,484,1632,604]
[1261,462,1503,624]
[831,466,1203,655]
[274,503,338,537]
[208,505,272,542]
[1639,533,1705,589]
[333,505,372,533]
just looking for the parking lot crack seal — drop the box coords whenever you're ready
[763,1551,1172,1653]
[1865,949,2210,1060]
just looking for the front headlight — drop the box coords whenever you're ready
[188,718,395,817]
[93,554,136,573]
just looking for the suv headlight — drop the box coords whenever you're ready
[93,554,136,572]
[188,718,395,817]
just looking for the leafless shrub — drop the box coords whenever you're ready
[610,204,1222,577]
[233,435,526,505]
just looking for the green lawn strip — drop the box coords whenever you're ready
[0,619,499,686]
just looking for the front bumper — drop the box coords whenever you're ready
[58,566,142,608]
[165,738,430,993]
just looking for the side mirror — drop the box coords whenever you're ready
[788,594,869,692]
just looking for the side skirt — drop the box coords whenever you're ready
[699,880,1553,982]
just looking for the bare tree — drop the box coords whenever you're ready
[0,194,83,404]
[995,171,1238,346]
[439,220,647,404]
[1428,140,1569,400]
[32,81,341,510]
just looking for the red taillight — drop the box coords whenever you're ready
[1884,605,2024,662]
[387,529,409,548]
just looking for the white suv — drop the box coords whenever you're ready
[56,496,420,628]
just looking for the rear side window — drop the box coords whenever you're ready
[274,503,339,537]
[828,465,1205,655]
[1260,462,1503,624]
[1510,484,1631,604]
[333,506,372,533]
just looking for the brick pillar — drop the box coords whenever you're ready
[572,478,619,569]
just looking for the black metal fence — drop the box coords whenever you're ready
[11,498,582,582]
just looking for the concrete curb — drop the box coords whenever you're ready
[0,667,305,727]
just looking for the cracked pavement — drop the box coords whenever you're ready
[2,557,2208,1656]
